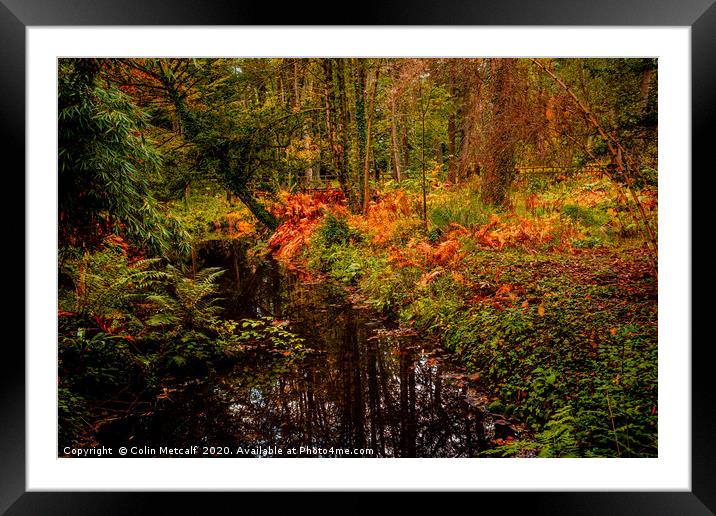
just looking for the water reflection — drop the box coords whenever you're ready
[113,240,500,457]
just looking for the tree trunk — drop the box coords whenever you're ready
[322,59,358,210]
[401,123,410,176]
[435,137,443,170]
[337,61,359,212]
[419,79,429,228]
[354,59,367,208]
[389,92,402,182]
[481,58,517,207]
[234,184,278,231]
[301,68,314,185]
[447,111,457,183]
[447,63,458,184]
[363,67,380,214]
[640,65,654,112]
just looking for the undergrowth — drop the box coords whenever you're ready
[58,236,303,447]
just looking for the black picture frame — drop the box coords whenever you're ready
[5,0,711,514]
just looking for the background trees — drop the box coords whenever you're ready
[59,56,658,244]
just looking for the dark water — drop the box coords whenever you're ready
[97,239,526,457]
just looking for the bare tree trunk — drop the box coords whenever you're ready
[354,59,367,208]
[293,59,314,185]
[447,62,458,183]
[640,66,654,112]
[336,60,359,212]
[363,66,380,214]
[322,59,356,207]
[435,137,443,170]
[390,93,402,182]
[401,123,410,176]
[448,110,458,184]
[304,130,314,184]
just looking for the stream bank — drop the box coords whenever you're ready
[94,238,529,457]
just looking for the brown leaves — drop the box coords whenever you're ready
[268,191,346,261]
[222,211,254,237]
[365,190,414,245]
[471,212,578,252]
[415,238,464,267]
[387,236,465,272]
[433,239,464,266]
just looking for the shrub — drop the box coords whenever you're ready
[561,204,607,228]
[317,213,360,246]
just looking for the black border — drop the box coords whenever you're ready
[5,1,712,514]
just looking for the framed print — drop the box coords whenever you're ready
[6,0,712,513]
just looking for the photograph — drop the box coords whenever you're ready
[57,56,659,459]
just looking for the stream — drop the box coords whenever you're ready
[96,239,527,457]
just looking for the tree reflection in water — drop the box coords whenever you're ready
[112,240,495,457]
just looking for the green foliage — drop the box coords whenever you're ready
[318,213,359,246]
[309,244,366,285]
[487,405,580,457]
[361,262,423,317]
[571,235,604,248]
[58,385,90,446]
[428,194,489,231]
[306,214,368,284]
[554,58,657,172]
[58,243,233,443]
[59,321,147,398]
[400,272,468,331]
[58,313,150,445]
[637,166,658,188]
[59,245,163,327]
[523,173,556,194]
[532,406,581,457]
[239,317,304,352]
[137,265,228,374]
[387,218,428,246]
[561,204,607,227]
[58,59,190,256]
[145,265,225,330]
[167,189,252,238]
